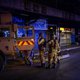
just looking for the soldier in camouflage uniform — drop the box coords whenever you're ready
[38,33,45,67]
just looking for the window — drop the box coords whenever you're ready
[17,28,25,38]
[0,28,10,37]
[17,27,33,38]
[27,28,33,37]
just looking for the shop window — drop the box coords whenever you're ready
[0,28,10,37]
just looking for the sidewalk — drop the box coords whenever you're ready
[33,44,80,60]
[61,44,80,52]
[33,44,80,55]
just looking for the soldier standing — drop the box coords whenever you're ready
[53,37,60,64]
[38,33,45,67]
[47,34,60,68]
[47,34,54,68]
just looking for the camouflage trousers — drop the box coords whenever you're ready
[39,49,45,65]
[48,49,58,66]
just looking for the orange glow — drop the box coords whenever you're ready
[17,41,34,46]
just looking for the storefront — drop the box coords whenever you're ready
[60,27,75,47]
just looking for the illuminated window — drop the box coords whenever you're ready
[27,28,33,37]
[60,28,64,32]
[17,28,26,37]
[0,28,10,37]
[17,27,33,38]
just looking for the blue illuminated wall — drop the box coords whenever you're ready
[30,19,48,49]
[34,30,46,49]
[30,19,48,30]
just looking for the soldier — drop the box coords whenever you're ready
[53,37,60,65]
[47,34,60,68]
[38,33,45,67]
[47,34,54,68]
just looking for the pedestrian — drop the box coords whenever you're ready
[38,33,46,67]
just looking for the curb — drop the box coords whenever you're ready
[61,46,80,52]
[33,46,80,56]
[33,46,80,60]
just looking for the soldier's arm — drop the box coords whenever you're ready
[56,41,60,51]
[38,39,44,45]
[48,40,53,44]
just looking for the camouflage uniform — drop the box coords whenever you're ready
[38,33,45,67]
[54,38,60,63]
[48,39,54,68]
[48,37,60,68]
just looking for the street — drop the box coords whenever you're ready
[0,0,80,80]
[0,50,80,80]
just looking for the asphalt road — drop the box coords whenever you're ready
[0,51,80,80]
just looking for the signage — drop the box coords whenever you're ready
[64,28,71,31]
[60,27,71,32]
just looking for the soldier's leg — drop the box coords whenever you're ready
[51,50,57,68]
[39,51,42,64]
[56,51,60,63]
[53,51,58,64]
[23,51,32,65]
[39,50,45,66]
[48,52,53,68]
[48,53,51,66]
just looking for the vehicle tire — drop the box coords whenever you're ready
[0,52,6,72]
[0,55,4,71]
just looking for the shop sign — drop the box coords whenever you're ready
[64,28,71,31]
[60,27,71,32]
